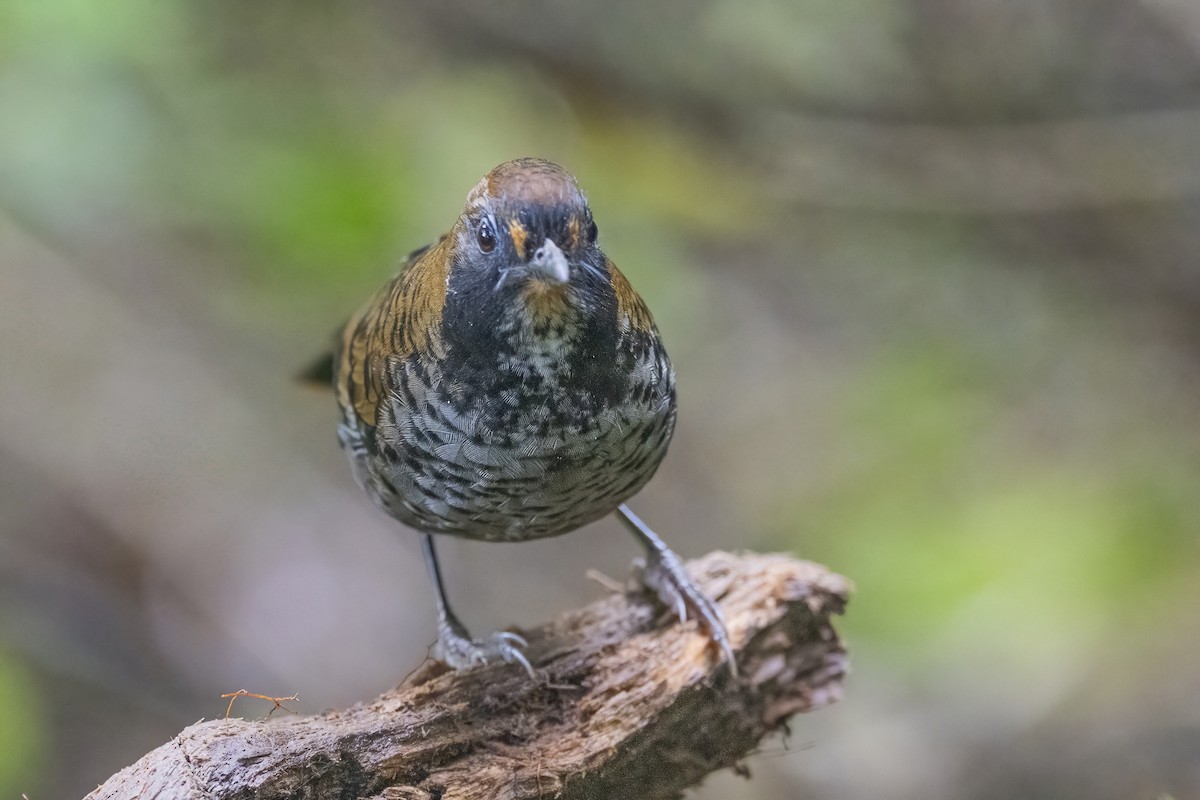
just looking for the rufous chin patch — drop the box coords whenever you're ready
[519,280,573,326]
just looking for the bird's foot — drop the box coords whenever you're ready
[435,616,535,678]
[637,549,738,676]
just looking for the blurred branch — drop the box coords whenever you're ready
[85,552,849,800]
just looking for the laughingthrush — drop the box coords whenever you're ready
[312,158,733,674]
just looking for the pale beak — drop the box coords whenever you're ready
[528,238,570,284]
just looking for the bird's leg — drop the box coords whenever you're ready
[421,534,534,677]
[617,504,738,676]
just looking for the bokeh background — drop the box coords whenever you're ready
[3,1,1200,797]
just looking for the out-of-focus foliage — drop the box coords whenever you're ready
[0,651,44,796]
[2,1,1200,798]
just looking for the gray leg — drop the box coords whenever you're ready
[616,504,737,676]
[421,534,534,676]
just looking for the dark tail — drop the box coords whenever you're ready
[297,350,335,387]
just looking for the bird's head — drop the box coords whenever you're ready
[443,158,613,340]
[331,158,660,427]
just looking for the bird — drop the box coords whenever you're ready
[306,157,733,675]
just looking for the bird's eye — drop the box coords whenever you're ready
[585,218,598,244]
[476,218,496,253]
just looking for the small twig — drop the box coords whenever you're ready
[585,567,626,593]
[220,689,300,720]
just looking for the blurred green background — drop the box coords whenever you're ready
[3,1,1200,798]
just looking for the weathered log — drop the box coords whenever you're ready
[87,551,850,800]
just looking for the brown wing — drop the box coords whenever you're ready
[298,242,435,392]
[606,257,657,338]
[331,236,452,429]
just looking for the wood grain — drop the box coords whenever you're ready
[87,551,850,800]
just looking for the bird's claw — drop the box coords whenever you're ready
[638,551,738,677]
[435,621,535,678]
